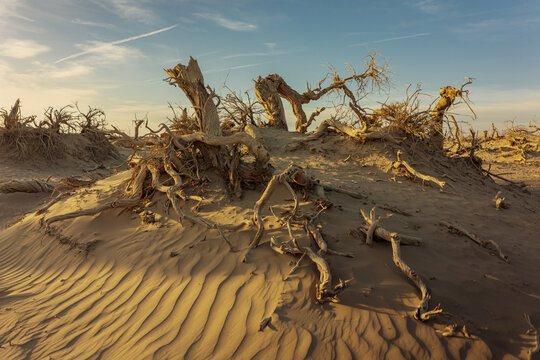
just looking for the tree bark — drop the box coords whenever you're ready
[164,57,221,136]
[254,76,288,130]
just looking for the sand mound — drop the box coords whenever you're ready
[0,128,538,359]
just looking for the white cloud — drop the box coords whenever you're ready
[409,0,440,14]
[0,0,33,23]
[90,0,155,24]
[350,33,430,47]
[194,13,257,31]
[55,24,177,63]
[70,18,116,29]
[0,39,50,59]
[46,64,93,78]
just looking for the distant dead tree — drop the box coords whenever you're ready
[255,52,389,133]
[430,78,476,149]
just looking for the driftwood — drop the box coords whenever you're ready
[440,221,508,262]
[392,150,446,188]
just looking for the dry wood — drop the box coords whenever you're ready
[390,234,441,320]
[430,78,475,149]
[392,150,446,188]
[270,236,346,303]
[441,221,508,262]
[306,118,402,144]
[492,191,509,210]
[175,131,270,168]
[164,57,221,136]
[524,313,540,358]
[359,207,422,246]
[250,164,301,248]
[254,76,288,130]
[438,324,478,339]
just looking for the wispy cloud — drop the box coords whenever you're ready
[206,63,264,74]
[194,13,257,31]
[0,0,33,23]
[46,64,93,78]
[409,0,441,14]
[350,32,430,47]
[55,24,177,63]
[90,0,155,24]
[71,18,116,29]
[0,39,50,58]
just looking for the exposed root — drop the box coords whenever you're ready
[524,313,539,357]
[390,234,442,320]
[270,236,346,303]
[288,118,403,150]
[440,221,508,262]
[437,324,478,339]
[359,207,422,246]
[250,163,357,249]
[492,191,509,210]
[357,207,437,320]
[392,150,446,188]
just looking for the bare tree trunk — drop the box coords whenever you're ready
[430,79,475,150]
[254,76,288,130]
[164,57,221,136]
[4,99,21,129]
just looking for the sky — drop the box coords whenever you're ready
[1,0,539,132]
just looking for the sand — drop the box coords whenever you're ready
[0,128,538,359]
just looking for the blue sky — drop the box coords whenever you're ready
[1,0,539,132]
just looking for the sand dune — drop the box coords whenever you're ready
[0,129,538,359]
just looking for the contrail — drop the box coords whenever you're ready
[350,32,430,47]
[55,24,177,63]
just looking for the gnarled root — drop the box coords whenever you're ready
[524,313,540,357]
[359,207,438,320]
[392,150,446,189]
[440,221,508,262]
[492,191,509,210]
[359,207,422,246]
[390,234,441,320]
[270,236,346,303]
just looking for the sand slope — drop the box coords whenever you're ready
[0,129,538,359]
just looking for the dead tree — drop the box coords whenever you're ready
[256,52,389,133]
[430,78,476,149]
[165,57,222,136]
[254,75,288,130]
[220,87,263,129]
